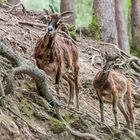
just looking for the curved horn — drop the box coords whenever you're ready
[49,4,55,13]
[43,8,49,15]
[61,11,73,17]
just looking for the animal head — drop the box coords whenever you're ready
[43,5,73,33]
[102,52,119,72]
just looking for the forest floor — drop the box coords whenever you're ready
[0,7,140,140]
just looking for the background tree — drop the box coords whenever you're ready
[7,0,20,5]
[60,0,75,25]
[131,0,140,51]
[92,0,117,44]
[115,0,130,53]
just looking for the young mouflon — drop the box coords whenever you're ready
[93,52,134,131]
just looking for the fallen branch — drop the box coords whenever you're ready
[18,21,47,28]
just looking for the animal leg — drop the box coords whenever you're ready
[112,94,120,129]
[63,75,74,105]
[55,68,61,95]
[118,100,131,129]
[74,66,79,109]
[96,90,104,123]
[126,86,135,131]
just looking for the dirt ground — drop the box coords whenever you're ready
[0,7,140,139]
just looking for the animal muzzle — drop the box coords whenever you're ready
[48,25,55,32]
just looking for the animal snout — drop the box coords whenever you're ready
[48,26,54,32]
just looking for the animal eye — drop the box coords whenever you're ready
[47,16,51,21]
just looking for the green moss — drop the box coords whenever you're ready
[130,46,140,57]
[69,32,77,41]
[18,97,35,122]
[70,117,89,132]
[32,95,50,111]
[50,118,65,134]
[65,24,75,32]
[88,10,101,39]
[64,23,77,41]
[61,110,77,123]
[19,80,36,91]
[114,131,138,140]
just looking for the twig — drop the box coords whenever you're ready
[58,31,78,45]
[0,17,7,22]
[18,21,47,28]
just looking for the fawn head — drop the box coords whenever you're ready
[43,5,73,33]
[102,52,118,72]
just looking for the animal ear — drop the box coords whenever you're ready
[104,52,110,60]
[61,11,73,21]
[43,8,49,15]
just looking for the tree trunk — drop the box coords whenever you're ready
[7,0,20,5]
[131,0,140,51]
[92,0,117,44]
[114,0,130,53]
[60,0,75,25]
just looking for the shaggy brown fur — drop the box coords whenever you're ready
[34,32,79,108]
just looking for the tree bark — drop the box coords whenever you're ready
[92,0,117,44]
[7,0,20,5]
[131,0,140,51]
[114,0,130,54]
[60,0,75,25]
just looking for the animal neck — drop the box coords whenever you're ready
[98,70,110,84]
[44,33,55,48]
[101,70,110,80]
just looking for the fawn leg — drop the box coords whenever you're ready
[96,90,104,123]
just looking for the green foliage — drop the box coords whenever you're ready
[21,0,60,11]
[131,47,140,57]
[21,0,92,27]
[88,11,101,39]
[124,0,131,23]
[19,97,35,122]
[21,0,130,28]
[74,0,92,27]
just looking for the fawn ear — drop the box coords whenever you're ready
[61,11,73,21]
